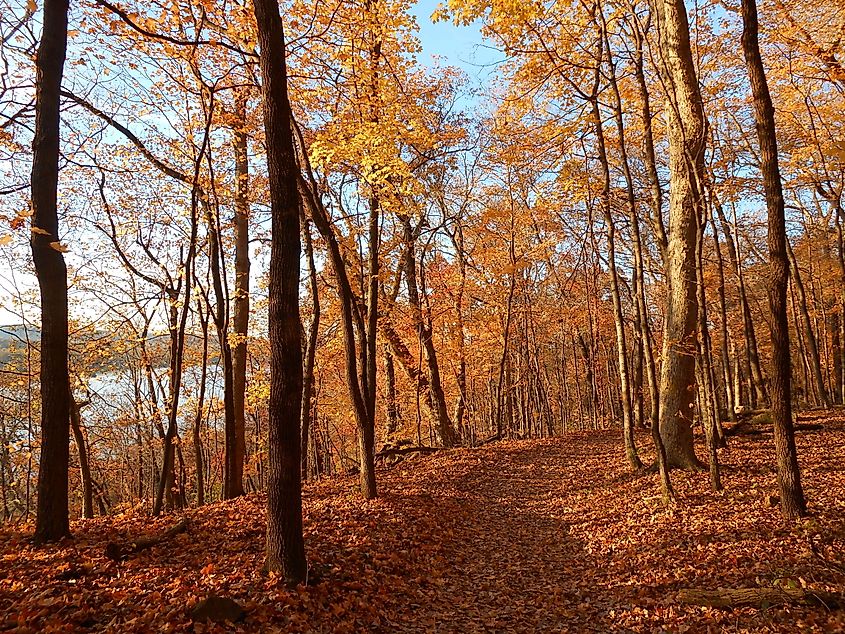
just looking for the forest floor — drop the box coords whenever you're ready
[1,412,845,633]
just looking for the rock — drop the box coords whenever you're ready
[190,595,245,623]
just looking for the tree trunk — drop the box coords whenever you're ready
[230,89,251,498]
[831,311,842,405]
[451,224,469,441]
[740,0,807,519]
[301,217,320,480]
[677,586,841,609]
[105,518,189,561]
[738,262,769,408]
[631,304,645,429]
[193,300,209,506]
[252,0,308,583]
[711,218,736,420]
[732,343,744,411]
[206,197,239,499]
[695,228,722,491]
[589,41,641,469]
[496,225,518,438]
[69,397,94,519]
[299,169,374,498]
[576,333,594,421]
[383,346,400,438]
[400,214,459,447]
[786,241,831,409]
[712,198,767,408]
[153,289,193,516]
[836,210,845,403]
[654,0,706,470]
[788,282,809,405]
[601,17,648,464]
[31,0,71,543]
[358,191,379,498]
[630,13,668,263]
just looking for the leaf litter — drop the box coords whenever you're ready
[1,412,843,632]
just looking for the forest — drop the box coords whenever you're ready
[1,0,844,631]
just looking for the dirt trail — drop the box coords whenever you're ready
[374,425,845,633]
[380,438,612,632]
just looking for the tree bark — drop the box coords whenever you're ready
[740,0,807,519]
[712,197,767,408]
[32,0,71,543]
[69,397,94,519]
[450,223,469,441]
[399,214,459,447]
[383,346,400,438]
[298,169,374,498]
[677,586,841,609]
[601,16,649,464]
[654,0,707,470]
[589,42,641,469]
[786,241,831,409]
[105,518,189,561]
[301,217,320,480]
[630,13,668,263]
[152,289,193,516]
[831,311,842,405]
[836,209,845,404]
[358,191,379,498]
[695,234,722,490]
[193,300,209,506]
[252,0,308,583]
[230,89,251,498]
[205,196,239,499]
[711,218,736,420]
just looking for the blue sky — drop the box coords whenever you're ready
[410,0,502,84]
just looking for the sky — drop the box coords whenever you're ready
[410,0,502,88]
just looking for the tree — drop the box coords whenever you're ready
[230,88,251,498]
[740,0,806,519]
[251,0,308,582]
[653,0,707,469]
[31,0,71,544]
[590,5,641,469]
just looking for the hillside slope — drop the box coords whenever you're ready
[1,415,844,632]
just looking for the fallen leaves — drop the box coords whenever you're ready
[0,412,843,632]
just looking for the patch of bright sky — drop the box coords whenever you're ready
[410,0,503,103]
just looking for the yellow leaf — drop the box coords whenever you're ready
[0,235,11,246]
[49,241,69,253]
[30,226,50,235]
[27,0,36,12]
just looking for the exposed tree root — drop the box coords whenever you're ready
[105,517,188,561]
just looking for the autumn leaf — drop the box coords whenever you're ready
[2,422,844,632]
